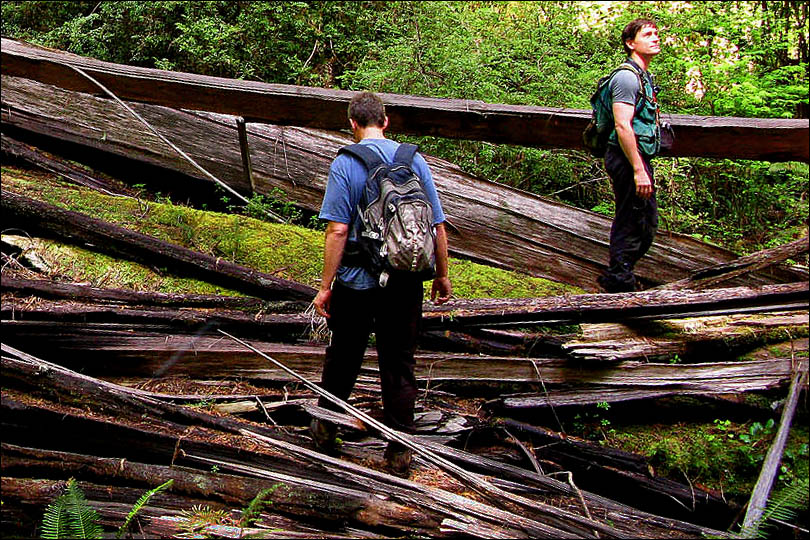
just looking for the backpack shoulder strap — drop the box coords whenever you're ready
[338,143,385,171]
[617,61,647,111]
[392,142,418,166]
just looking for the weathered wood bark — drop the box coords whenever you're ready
[3,316,805,392]
[489,419,737,526]
[0,296,312,341]
[423,283,809,328]
[1,275,304,311]
[1,444,435,535]
[0,346,633,539]
[659,237,809,291]
[2,37,807,162]
[1,132,137,197]
[740,368,809,537]
[1,190,317,301]
[561,312,809,361]
[4,75,805,291]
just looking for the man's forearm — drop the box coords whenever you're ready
[320,222,349,291]
[434,223,449,277]
[615,124,645,172]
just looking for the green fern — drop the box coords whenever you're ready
[758,477,810,537]
[739,477,810,538]
[239,484,281,527]
[116,479,174,539]
[41,478,104,539]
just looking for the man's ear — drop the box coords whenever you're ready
[382,116,389,131]
[349,118,358,131]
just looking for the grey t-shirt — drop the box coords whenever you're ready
[608,69,642,106]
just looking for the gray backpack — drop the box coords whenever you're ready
[339,143,436,286]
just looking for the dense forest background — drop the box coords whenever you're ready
[2,0,808,255]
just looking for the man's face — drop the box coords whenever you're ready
[628,25,661,57]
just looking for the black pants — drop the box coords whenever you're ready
[600,145,658,292]
[318,277,423,433]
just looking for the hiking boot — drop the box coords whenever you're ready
[309,418,337,452]
[384,443,413,476]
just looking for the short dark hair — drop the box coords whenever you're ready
[348,91,386,128]
[621,18,657,55]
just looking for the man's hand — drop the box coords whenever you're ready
[431,276,452,305]
[634,169,653,199]
[313,288,332,318]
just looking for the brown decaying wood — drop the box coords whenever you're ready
[0,346,633,539]
[4,75,805,291]
[2,37,807,162]
[658,237,809,291]
[1,132,137,197]
[0,276,305,311]
[1,190,317,301]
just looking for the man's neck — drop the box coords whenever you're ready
[354,126,386,142]
[629,51,652,71]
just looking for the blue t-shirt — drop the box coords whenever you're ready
[319,138,446,290]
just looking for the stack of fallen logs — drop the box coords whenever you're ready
[2,176,808,538]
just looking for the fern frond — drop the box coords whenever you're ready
[239,484,281,527]
[41,478,103,539]
[41,487,71,540]
[64,479,104,539]
[116,479,174,539]
[759,477,810,536]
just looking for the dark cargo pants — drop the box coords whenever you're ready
[599,144,658,292]
[317,277,423,433]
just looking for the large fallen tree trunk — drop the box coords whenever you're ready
[2,37,807,162]
[1,190,317,301]
[4,75,805,290]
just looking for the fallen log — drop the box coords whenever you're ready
[0,275,305,311]
[1,132,136,197]
[0,296,312,341]
[4,318,805,394]
[740,367,809,537]
[659,237,809,291]
[2,37,807,162]
[5,75,805,291]
[423,282,809,328]
[1,190,316,301]
[1,443,432,535]
[561,312,809,361]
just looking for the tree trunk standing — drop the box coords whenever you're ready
[3,74,806,290]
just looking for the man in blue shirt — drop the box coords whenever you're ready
[597,18,662,293]
[311,92,452,475]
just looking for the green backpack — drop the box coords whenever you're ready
[582,63,646,158]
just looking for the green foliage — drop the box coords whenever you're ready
[239,484,282,528]
[41,478,104,539]
[739,476,810,539]
[116,479,174,539]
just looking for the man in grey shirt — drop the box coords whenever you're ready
[597,18,663,293]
